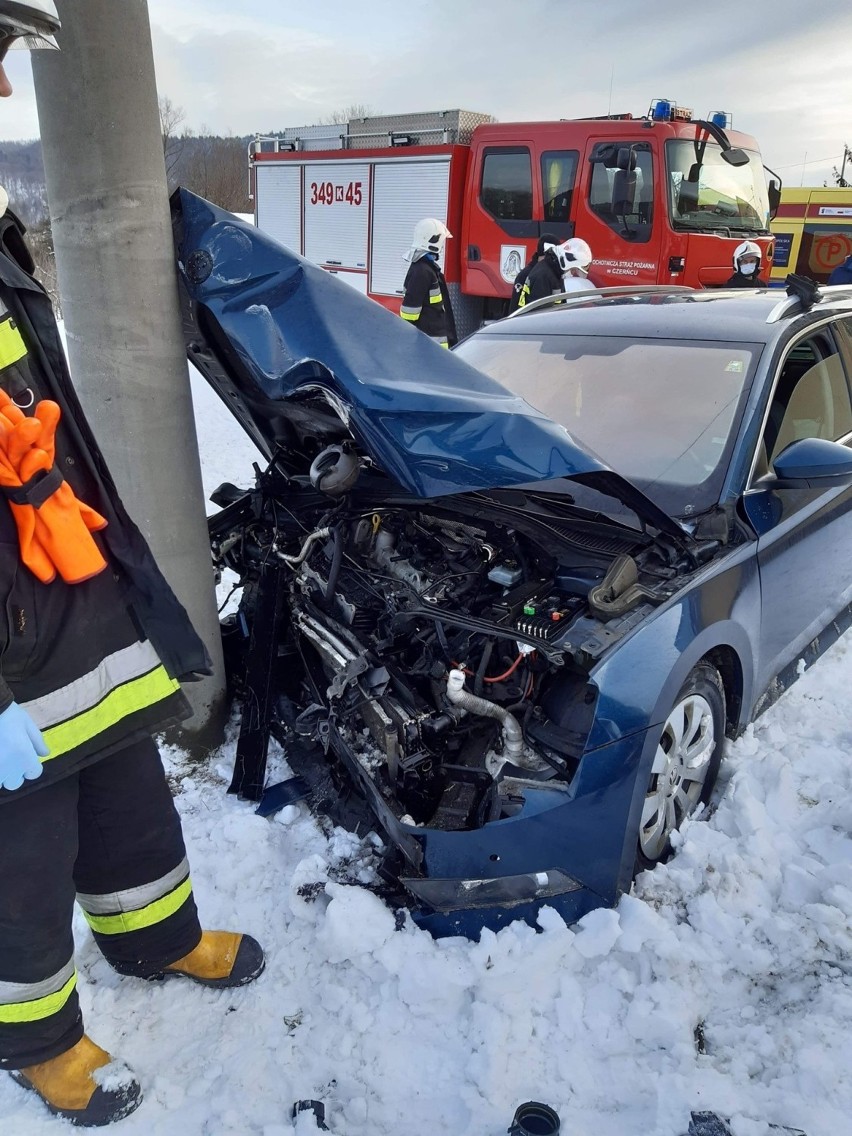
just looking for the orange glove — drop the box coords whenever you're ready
[0,391,108,584]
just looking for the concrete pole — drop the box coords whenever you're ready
[31,0,227,747]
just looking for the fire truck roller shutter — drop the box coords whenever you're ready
[255,164,302,254]
[370,159,451,297]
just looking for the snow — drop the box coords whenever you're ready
[2,367,851,1135]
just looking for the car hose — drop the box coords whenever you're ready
[446,669,524,761]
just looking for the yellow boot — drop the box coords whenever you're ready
[11,1035,142,1127]
[159,930,265,988]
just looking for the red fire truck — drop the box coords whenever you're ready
[249,103,780,334]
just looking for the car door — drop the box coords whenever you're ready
[741,324,852,698]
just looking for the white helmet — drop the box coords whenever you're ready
[553,237,593,276]
[733,240,761,274]
[411,217,452,256]
[0,1,60,48]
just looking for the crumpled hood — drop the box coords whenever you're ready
[172,189,688,538]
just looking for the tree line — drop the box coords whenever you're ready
[1,97,255,309]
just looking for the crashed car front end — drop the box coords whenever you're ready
[173,190,703,936]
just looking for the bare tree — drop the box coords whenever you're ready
[181,133,252,214]
[159,94,187,191]
[318,103,374,125]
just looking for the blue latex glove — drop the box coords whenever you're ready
[0,702,49,791]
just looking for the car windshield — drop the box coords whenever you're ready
[454,332,761,518]
[666,140,770,234]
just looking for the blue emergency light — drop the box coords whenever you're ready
[650,99,673,121]
[709,110,731,129]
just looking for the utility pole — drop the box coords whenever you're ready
[840,144,850,188]
[31,0,227,746]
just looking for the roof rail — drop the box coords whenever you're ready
[507,284,695,319]
[766,273,824,324]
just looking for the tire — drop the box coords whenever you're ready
[635,662,725,872]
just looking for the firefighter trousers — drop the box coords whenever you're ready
[0,735,201,1069]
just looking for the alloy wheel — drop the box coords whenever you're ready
[639,692,716,862]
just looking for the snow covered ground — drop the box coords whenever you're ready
[2,371,851,1136]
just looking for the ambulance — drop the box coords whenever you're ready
[769,187,852,287]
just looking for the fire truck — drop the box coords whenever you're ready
[249,102,780,334]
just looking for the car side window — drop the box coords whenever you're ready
[541,150,579,223]
[763,335,852,469]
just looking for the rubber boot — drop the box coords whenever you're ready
[10,1035,142,1128]
[156,930,265,988]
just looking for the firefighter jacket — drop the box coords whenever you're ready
[724,270,769,288]
[400,254,458,347]
[508,256,540,314]
[0,207,211,802]
[517,252,564,307]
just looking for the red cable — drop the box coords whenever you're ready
[452,652,532,684]
[483,652,525,683]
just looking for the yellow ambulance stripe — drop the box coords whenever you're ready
[0,316,27,370]
[0,973,78,1025]
[40,666,180,760]
[83,878,193,936]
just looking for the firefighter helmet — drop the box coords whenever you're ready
[0,1,60,48]
[411,217,452,256]
[553,237,593,276]
[733,240,761,275]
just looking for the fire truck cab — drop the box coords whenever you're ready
[249,102,778,333]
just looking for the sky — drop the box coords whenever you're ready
[2,357,851,1135]
[2,0,851,188]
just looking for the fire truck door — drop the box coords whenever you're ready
[580,141,662,286]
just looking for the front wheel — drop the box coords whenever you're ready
[636,663,725,871]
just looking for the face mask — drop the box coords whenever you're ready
[739,261,757,276]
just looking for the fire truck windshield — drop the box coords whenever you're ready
[666,140,770,235]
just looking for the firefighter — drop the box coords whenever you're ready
[516,243,562,308]
[400,217,458,347]
[726,240,768,288]
[508,233,559,314]
[553,237,595,294]
[0,5,264,1127]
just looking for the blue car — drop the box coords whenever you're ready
[174,190,852,938]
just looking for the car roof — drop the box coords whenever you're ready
[485,286,852,348]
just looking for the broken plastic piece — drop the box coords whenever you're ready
[292,1100,329,1130]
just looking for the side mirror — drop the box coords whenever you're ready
[772,437,852,487]
[721,147,749,168]
[686,163,701,183]
[767,178,781,218]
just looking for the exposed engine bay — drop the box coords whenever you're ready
[212,456,690,838]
